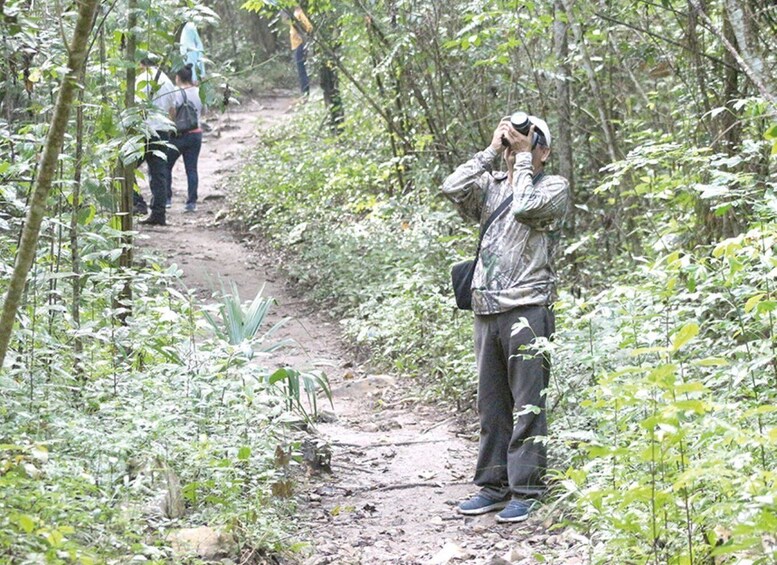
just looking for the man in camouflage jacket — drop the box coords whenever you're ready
[442,115,569,523]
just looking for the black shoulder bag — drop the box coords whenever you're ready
[450,194,514,310]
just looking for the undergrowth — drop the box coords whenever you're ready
[0,254,310,563]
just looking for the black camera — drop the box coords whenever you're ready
[501,111,544,149]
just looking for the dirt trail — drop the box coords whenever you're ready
[136,95,586,565]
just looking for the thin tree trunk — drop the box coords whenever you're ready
[71,79,85,381]
[686,0,714,143]
[553,0,574,199]
[695,11,743,243]
[689,0,777,108]
[319,46,345,131]
[0,0,101,370]
[723,0,765,89]
[116,0,136,324]
[561,0,619,163]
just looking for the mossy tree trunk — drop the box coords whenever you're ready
[0,0,102,370]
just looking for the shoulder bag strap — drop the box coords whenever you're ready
[473,170,545,260]
[473,194,513,261]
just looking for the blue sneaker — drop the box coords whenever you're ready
[495,499,538,523]
[457,493,509,516]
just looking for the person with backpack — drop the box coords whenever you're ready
[166,64,203,213]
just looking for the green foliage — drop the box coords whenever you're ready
[0,264,310,562]
[552,233,777,562]
[203,279,291,353]
[266,367,333,424]
[230,101,481,406]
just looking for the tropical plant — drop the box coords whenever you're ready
[202,279,292,357]
[266,367,334,424]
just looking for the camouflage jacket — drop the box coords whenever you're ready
[442,148,570,315]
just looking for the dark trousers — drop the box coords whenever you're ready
[473,305,554,500]
[167,132,202,205]
[294,44,310,95]
[146,133,171,218]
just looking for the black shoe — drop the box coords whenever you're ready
[133,204,148,215]
[139,215,166,226]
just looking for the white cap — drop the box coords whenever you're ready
[529,115,551,148]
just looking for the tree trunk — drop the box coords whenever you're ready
[117,0,136,324]
[0,0,102,370]
[694,10,743,243]
[553,0,574,200]
[320,49,344,131]
[689,0,777,108]
[561,0,619,164]
[687,0,715,143]
[71,81,85,381]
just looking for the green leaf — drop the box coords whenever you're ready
[691,357,728,367]
[674,381,708,394]
[672,322,699,351]
[764,124,777,140]
[268,367,292,385]
[16,514,35,534]
[629,346,668,356]
[78,203,96,226]
[744,405,777,417]
[237,446,251,461]
[744,293,765,313]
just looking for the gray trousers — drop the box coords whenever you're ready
[473,305,554,500]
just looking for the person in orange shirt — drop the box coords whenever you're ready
[285,5,313,97]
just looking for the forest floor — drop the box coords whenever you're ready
[135,93,588,565]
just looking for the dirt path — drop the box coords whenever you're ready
[136,95,586,565]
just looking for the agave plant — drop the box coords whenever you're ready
[203,280,292,359]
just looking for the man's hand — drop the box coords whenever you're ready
[489,119,512,154]
[502,124,534,154]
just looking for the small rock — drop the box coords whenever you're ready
[379,419,402,431]
[429,542,470,564]
[316,410,338,423]
[486,559,512,565]
[167,526,234,559]
[503,546,528,561]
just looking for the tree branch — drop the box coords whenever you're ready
[687,0,777,109]
[594,11,738,71]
